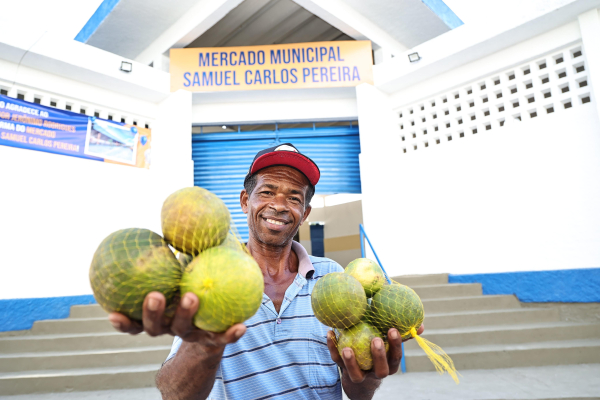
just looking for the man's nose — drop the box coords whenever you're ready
[269,194,288,212]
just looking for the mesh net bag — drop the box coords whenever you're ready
[180,241,263,333]
[312,258,460,384]
[161,187,231,255]
[90,187,263,333]
[89,228,182,321]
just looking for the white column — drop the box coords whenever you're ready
[578,9,600,118]
[152,53,171,73]
[355,83,399,264]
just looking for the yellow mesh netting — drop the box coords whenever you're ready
[161,187,231,255]
[312,258,460,383]
[89,228,182,321]
[90,187,263,333]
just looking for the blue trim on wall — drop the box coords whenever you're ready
[449,268,600,303]
[421,0,464,29]
[0,295,96,332]
[75,0,122,43]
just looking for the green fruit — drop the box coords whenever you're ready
[161,187,230,255]
[89,228,182,321]
[370,283,424,340]
[337,322,388,370]
[311,273,367,329]
[219,233,245,252]
[345,258,386,297]
[180,247,264,333]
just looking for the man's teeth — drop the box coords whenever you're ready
[266,219,285,226]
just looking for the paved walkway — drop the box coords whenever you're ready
[371,364,600,400]
[1,364,599,400]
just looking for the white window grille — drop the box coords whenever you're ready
[396,43,592,153]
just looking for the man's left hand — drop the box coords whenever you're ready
[326,324,425,384]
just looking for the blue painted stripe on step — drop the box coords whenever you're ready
[449,268,600,303]
[0,295,96,332]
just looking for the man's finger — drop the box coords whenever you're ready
[171,292,199,338]
[370,337,389,379]
[326,331,345,369]
[341,348,366,384]
[387,328,403,375]
[221,324,247,345]
[142,292,168,336]
[108,312,143,334]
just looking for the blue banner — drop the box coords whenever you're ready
[0,94,151,168]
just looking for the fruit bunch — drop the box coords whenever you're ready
[312,258,459,383]
[89,187,264,333]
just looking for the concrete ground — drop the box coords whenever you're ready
[1,364,598,400]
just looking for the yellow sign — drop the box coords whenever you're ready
[170,41,373,92]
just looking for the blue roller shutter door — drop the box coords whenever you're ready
[192,126,361,241]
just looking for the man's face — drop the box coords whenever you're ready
[241,166,312,247]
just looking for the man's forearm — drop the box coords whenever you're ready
[156,341,224,400]
[341,370,381,400]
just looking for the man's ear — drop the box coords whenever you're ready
[240,189,249,214]
[301,205,312,225]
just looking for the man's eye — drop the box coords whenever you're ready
[290,197,301,203]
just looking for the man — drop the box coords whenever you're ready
[108,143,423,399]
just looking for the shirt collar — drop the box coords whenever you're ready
[292,240,315,279]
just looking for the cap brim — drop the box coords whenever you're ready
[250,151,320,186]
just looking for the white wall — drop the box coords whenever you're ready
[0,91,193,300]
[0,31,193,300]
[357,14,600,277]
[192,87,357,125]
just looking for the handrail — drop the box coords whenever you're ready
[359,224,407,374]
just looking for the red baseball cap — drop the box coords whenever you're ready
[246,143,320,186]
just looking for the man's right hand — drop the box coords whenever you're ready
[108,291,246,348]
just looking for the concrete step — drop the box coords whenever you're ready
[390,273,448,286]
[423,307,560,330]
[422,295,520,314]
[0,346,171,373]
[411,283,482,299]
[67,283,485,320]
[34,307,558,335]
[405,339,600,372]
[0,364,159,395]
[31,318,114,335]
[0,332,173,354]
[404,322,600,349]
[69,305,106,319]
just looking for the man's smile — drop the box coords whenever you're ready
[262,216,291,229]
[265,218,286,225]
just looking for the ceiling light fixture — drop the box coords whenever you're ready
[120,61,133,73]
[408,52,421,63]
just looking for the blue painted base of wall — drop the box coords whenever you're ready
[449,268,600,303]
[0,295,96,332]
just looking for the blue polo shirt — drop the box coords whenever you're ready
[164,242,344,400]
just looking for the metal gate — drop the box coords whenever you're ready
[192,125,361,241]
